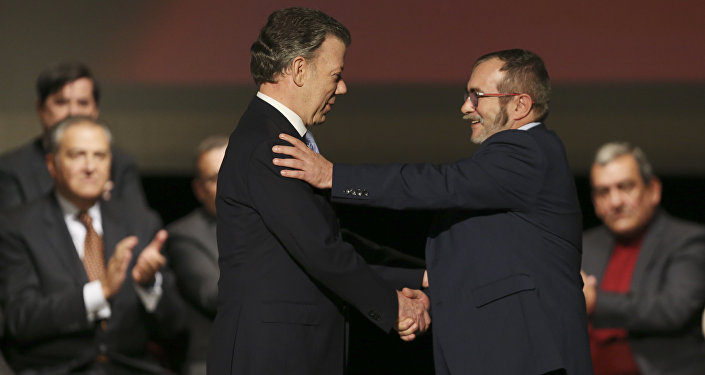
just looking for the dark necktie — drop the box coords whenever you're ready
[78,210,106,282]
[304,131,320,153]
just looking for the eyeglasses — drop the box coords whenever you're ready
[463,91,521,108]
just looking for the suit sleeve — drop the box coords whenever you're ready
[243,140,399,332]
[592,230,705,333]
[0,217,91,343]
[165,232,219,318]
[331,131,545,212]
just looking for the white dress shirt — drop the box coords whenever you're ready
[257,91,307,136]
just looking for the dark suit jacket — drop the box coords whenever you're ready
[0,194,186,374]
[208,97,421,375]
[166,208,219,374]
[332,124,593,375]
[0,137,147,212]
[582,210,705,375]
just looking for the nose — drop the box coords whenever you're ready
[461,97,475,114]
[84,156,97,173]
[335,79,347,95]
[606,189,625,209]
[68,101,81,116]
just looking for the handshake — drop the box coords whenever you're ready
[395,271,431,342]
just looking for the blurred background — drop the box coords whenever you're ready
[1,1,704,373]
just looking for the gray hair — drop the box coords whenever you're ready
[194,134,229,177]
[46,116,112,154]
[250,7,351,86]
[593,142,654,183]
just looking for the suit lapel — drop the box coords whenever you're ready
[630,211,664,290]
[43,195,89,286]
[100,200,129,263]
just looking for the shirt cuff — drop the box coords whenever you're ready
[84,280,111,322]
[133,271,163,312]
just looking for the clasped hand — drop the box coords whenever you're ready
[396,288,431,342]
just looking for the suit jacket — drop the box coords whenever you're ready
[0,194,186,374]
[208,97,421,375]
[332,124,593,375]
[0,137,147,212]
[165,208,219,375]
[582,210,705,375]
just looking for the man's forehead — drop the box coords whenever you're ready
[468,58,504,90]
[591,157,641,185]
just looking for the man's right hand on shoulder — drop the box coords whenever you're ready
[272,133,333,189]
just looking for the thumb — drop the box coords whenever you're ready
[147,229,168,253]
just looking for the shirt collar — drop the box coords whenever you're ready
[257,91,307,137]
[518,122,542,131]
[55,192,102,230]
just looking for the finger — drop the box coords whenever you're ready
[279,169,307,180]
[401,287,416,298]
[397,322,418,336]
[279,133,308,149]
[273,157,305,170]
[400,333,416,342]
[396,318,414,332]
[116,236,139,255]
[272,145,304,158]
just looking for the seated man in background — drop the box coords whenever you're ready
[0,61,146,211]
[166,135,227,375]
[582,142,705,375]
[0,116,185,374]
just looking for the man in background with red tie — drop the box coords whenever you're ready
[582,142,705,375]
[0,116,185,374]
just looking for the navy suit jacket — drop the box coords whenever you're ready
[332,124,593,374]
[208,97,421,375]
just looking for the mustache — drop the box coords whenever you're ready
[462,114,483,123]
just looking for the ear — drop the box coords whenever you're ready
[192,178,206,205]
[510,94,534,121]
[46,153,57,179]
[647,177,662,205]
[291,56,307,87]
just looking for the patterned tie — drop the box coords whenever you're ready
[304,131,320,153]
[78,210,106,282]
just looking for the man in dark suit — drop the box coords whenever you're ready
[0,62,146,212]
[0,116,185,374]
[166,135,227,375]
[581,142,705,375]
[208,7,429,375]
[274,49,593,374]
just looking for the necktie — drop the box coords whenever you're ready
[304,131,320,153]
[78,210,106,282]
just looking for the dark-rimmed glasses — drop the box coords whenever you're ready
[464,91,521,108]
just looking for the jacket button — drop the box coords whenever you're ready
[368,311,381,320]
